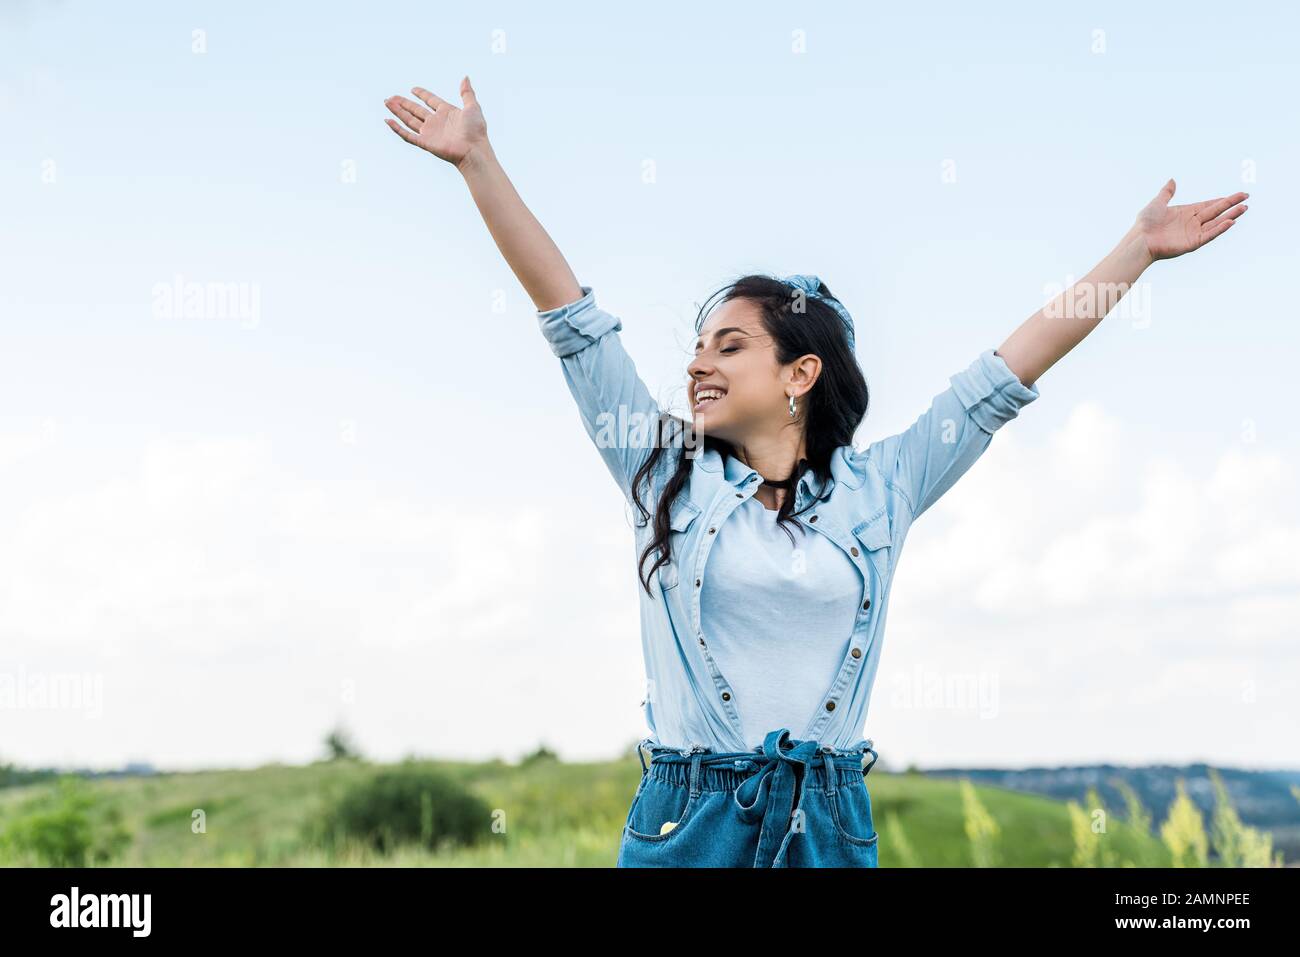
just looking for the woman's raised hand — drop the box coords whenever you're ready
[384,75,488,170]
[1135,178,1249,261]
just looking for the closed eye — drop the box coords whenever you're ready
[693,331,768,355]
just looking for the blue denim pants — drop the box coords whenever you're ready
[616,728,880,867]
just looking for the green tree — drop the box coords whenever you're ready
[323,726,361,761]
[1068,787,1120,868]
[1160,778,1208,868]
[519,744,559,767]
[1206,769,1282,867]
[1111,776,1164,866]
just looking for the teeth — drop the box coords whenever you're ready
[696,390,725,402]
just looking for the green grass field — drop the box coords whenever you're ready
[0,755,1179,867]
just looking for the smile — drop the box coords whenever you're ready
[693,389,726,412]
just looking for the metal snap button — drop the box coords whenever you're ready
[851,647,862,658]
[850,546,859,556]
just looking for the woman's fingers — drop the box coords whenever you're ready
[1196,191,1249,223]
[411,86,451,112]
[384,96,427,132]
[1201,204,1248,242]
[385,117,420,146]
[1201,216,1237,244]
[390,94,431,121]
[1206,203,1248,229]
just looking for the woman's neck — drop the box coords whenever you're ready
[733,440,807,513]
[733,437,807,489]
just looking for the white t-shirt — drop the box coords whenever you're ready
[699,494,864,750]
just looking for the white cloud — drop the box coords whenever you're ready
[0,432,644,768]
[1,399,1295,771]
[878,401,1300,767]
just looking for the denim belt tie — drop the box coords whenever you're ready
[730,729,828,867]
[638,728,877,868]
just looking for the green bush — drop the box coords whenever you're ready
[0,776,131,866]
[308,762,492,854]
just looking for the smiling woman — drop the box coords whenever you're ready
[634,273,870,578]
[383,75,1250,868]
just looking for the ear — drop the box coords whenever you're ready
[788,354,823,394]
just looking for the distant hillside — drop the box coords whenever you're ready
[0,758,1170,867]
[923,764,1300,864]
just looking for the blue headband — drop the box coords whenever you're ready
[780,274,855,351]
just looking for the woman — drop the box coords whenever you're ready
[384,76,1249,868]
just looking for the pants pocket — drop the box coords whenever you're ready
[825,781,879,867]
[619,785,760,867]
[622,778,700,845]
[829,780,878,844]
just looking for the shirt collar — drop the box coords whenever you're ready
[698,443,865,493]
[720,450,835,505]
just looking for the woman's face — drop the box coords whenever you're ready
[686,298,819,444]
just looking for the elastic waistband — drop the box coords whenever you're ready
[643,754,867,791]
[640,734,874,760]
[636,729,879,783]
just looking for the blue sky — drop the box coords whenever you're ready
[1,1,1296,771]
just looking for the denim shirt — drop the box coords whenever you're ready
[537,285,1041,754]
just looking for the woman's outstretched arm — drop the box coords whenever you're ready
[862,180,1248,523]
[385,76,665,503]
[996,179,1249,388]
[384,76,582,312]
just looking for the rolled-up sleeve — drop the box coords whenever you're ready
[862,348,1040,521]
[537,286,664,502]
[537,285,624,358]
[950,348,1041,434]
